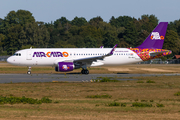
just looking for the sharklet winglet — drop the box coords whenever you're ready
[109,44,118,55]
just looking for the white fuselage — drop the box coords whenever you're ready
[7,48,143,67]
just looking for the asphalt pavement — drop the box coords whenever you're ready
[0,73,180,83]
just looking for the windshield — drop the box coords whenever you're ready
[13,53,21,56]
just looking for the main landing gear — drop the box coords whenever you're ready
[81,69,89,74]
[27,66,31,75]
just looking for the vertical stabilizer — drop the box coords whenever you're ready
[137,22,168,49]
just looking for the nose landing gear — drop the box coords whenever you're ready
[27,66,31,75]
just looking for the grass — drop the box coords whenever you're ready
[0,63,180,119]
[108,102,120,106]
[132,102,152,107]
[137,81,144,83]
[93,77,120,82]
[174,92,180,96]
[0,96,52,104]
[86,94,112,98]
[146,80,155,83]
[156,103,165,107]
[0,75,179,119]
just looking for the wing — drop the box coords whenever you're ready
[54,44,117,67]
[73,44,117,67]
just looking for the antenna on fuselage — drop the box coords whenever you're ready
[30,47,32,49]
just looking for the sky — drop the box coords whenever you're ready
[0,0,180,23]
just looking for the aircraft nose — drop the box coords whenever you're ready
[7,57,11,63]
[7,57,14,64]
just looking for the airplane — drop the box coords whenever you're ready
[7,22,172,75]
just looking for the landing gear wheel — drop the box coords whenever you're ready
[81,69,85,74]
[27,71,31,75]
[84,70,89,74]
[81,69,89,74]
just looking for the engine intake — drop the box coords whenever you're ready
[55,62,74,72]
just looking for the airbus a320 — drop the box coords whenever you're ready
[7,22,172,74]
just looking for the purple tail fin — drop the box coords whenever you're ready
[137,22,168,49]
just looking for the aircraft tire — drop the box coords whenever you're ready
[81,69,89,74]
[84,70,89,75]
[27,71,31,75]
[81,69,85,74]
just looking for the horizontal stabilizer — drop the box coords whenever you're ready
[149,50,171,57]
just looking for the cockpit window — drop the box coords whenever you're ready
[13,53,21,56]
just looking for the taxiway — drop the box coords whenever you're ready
[0,73,180,83]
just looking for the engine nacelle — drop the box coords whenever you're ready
[55,62,74,72]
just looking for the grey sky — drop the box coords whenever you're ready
[0,0,180,23]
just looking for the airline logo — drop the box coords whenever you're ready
[150,32,164,40]
[33,52,69,57]
[62,65,69,70]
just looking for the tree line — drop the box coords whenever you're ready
[0,10,180,58]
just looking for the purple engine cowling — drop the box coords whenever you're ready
[55,62,74,72]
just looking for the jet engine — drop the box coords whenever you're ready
[55,62,74,72]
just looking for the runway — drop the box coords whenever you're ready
[0,73,180,83]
